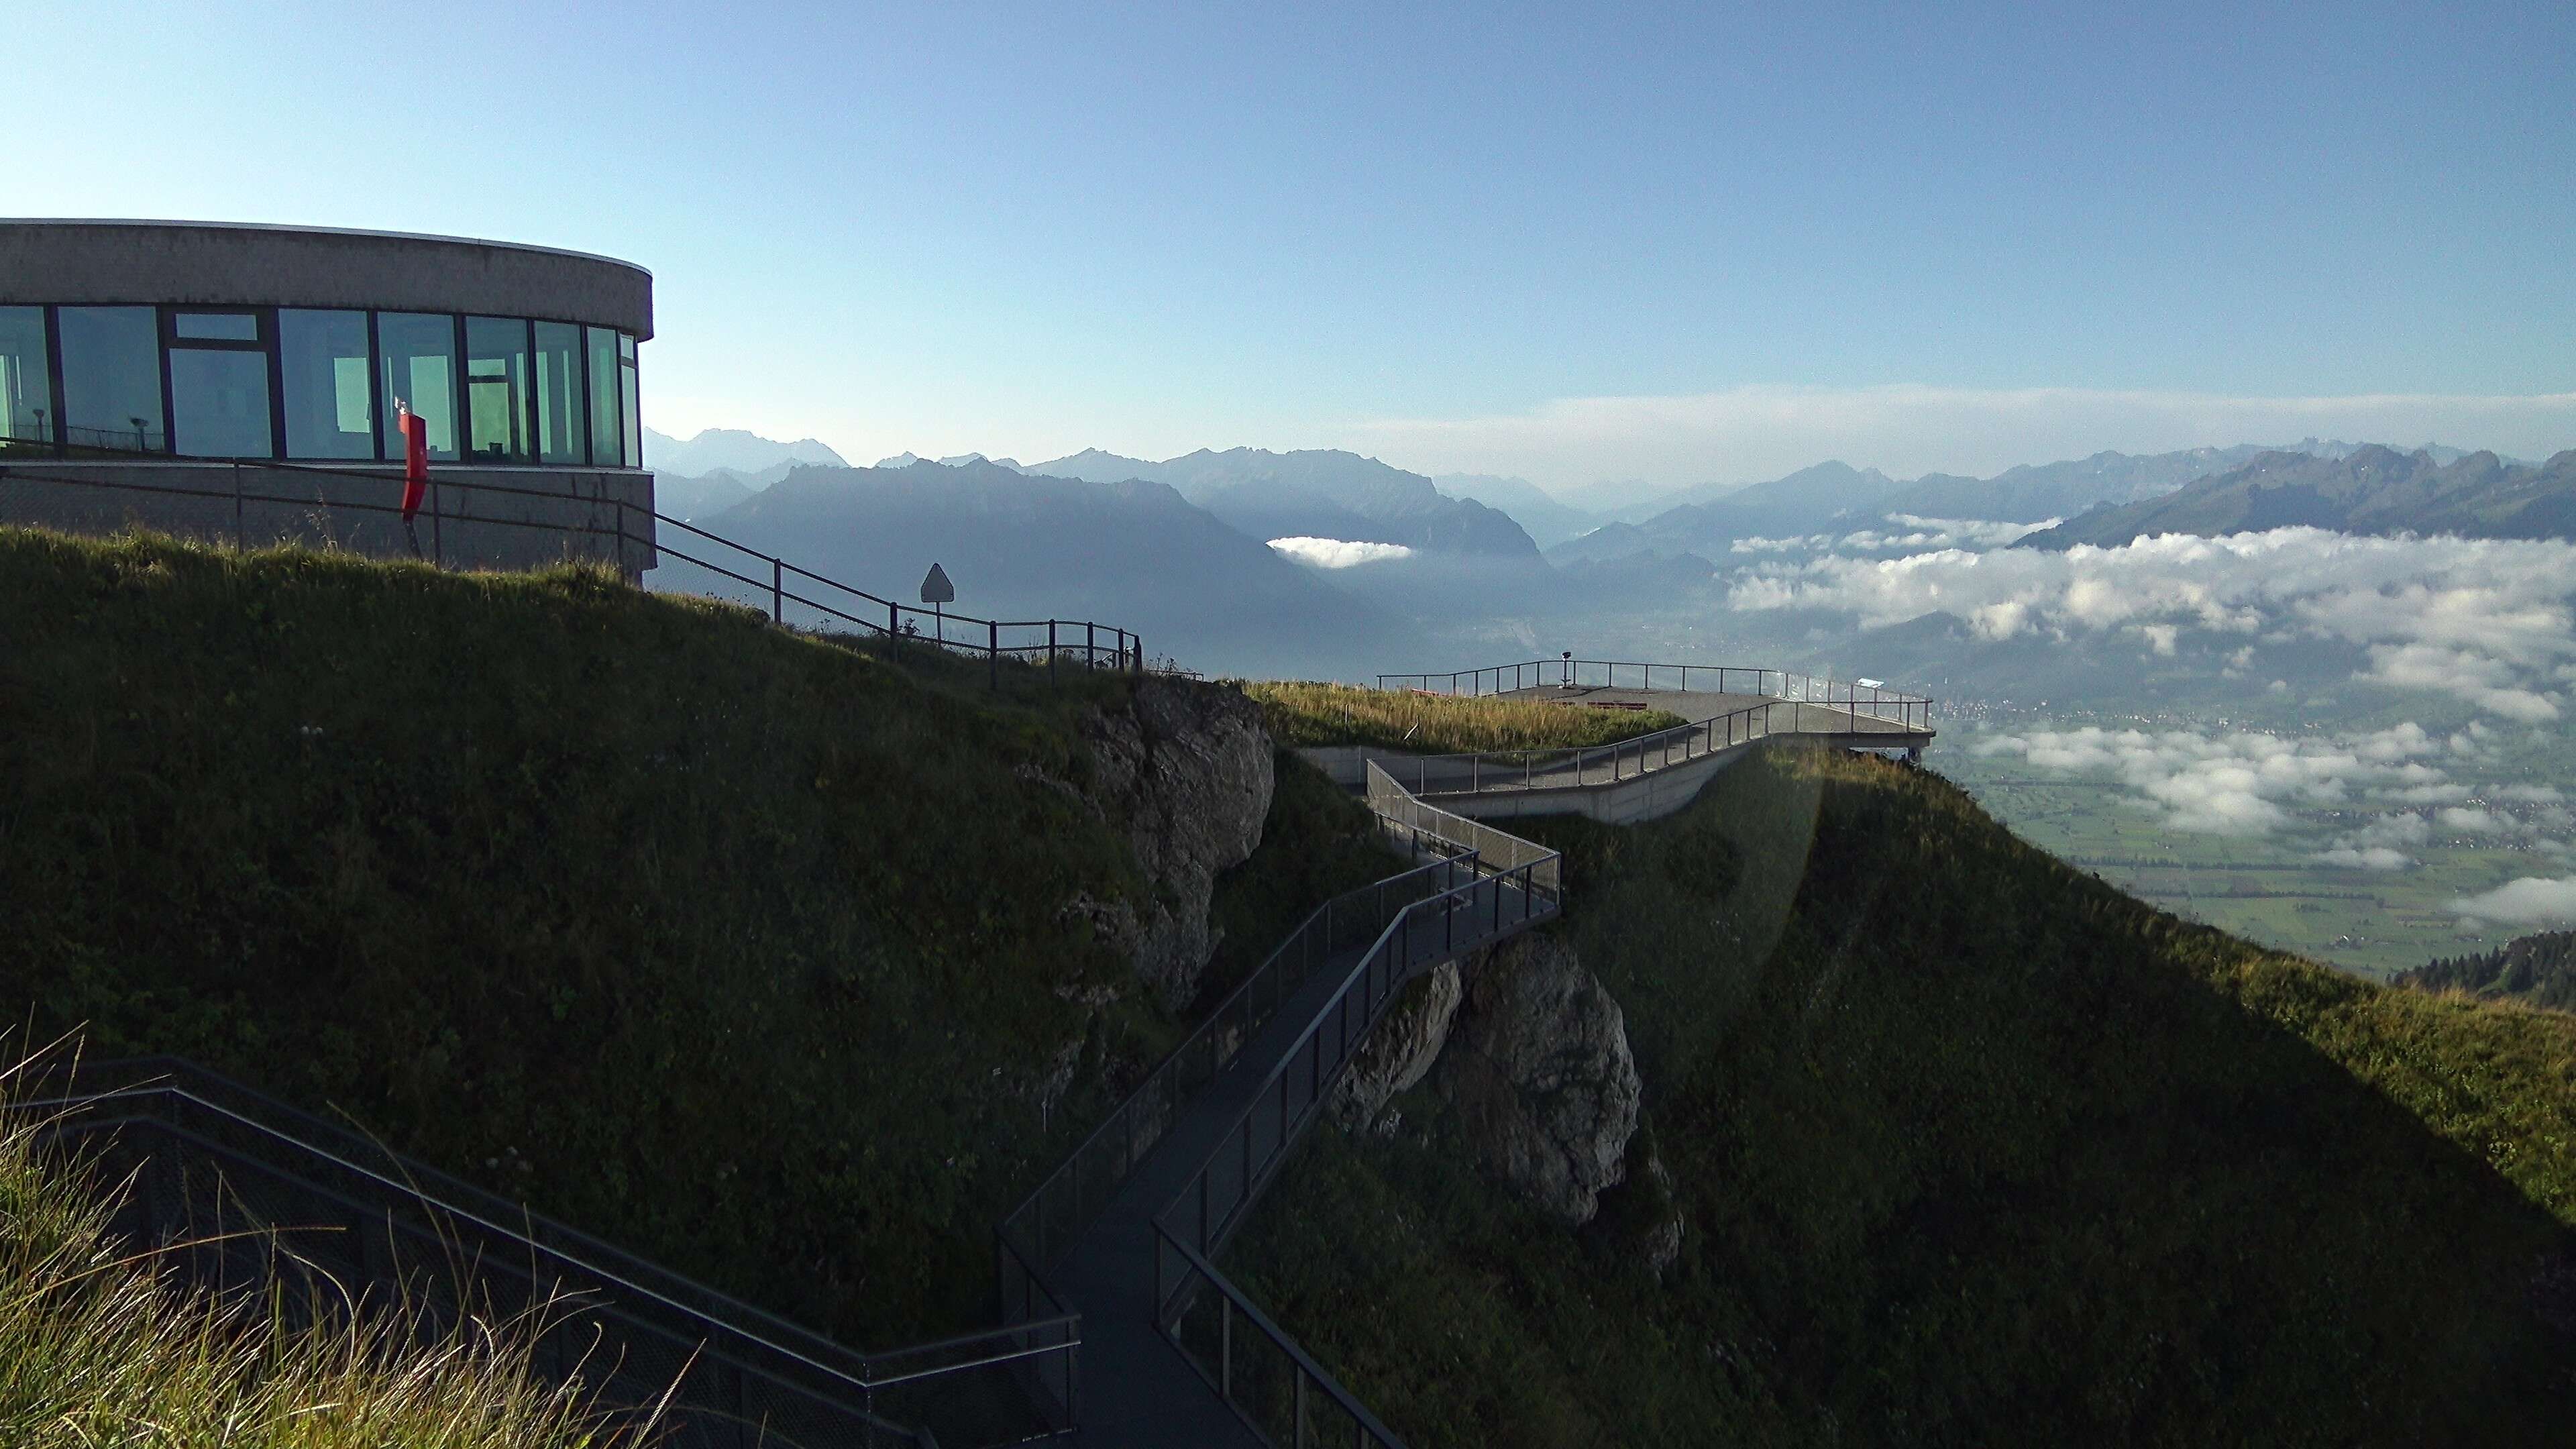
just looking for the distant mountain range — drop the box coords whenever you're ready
[656,458,1383,677]
[2019,446,2576,551]
[1548,461,1909,565]
[1018,447,1542,563]
[1538,439,2561,569]
[644,427,847,478]
[1434,474,1605,548]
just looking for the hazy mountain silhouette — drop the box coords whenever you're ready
[1022,447,1542,561]
[670,459,1385,676]
[1880,446,2278,523]
[2019,446,2576,549]
[1434,474,1603,547]
[643,427,847,478]
[1549,461,1904,563]
[653,469,757,522]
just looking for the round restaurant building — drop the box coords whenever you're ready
[0,219,655,577]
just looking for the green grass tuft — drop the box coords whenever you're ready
[0,1083,639,1448]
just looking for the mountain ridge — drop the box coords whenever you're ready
[2017,445,2576,550]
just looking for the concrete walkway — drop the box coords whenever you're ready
[1302,684,1936,826]
[1040,855,1551,1446]
[1491,682,1929,742]
[1046,943,1371,1446]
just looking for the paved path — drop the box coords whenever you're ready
[1491,682,1931,739]
[1042,863,1551,1447]
[1355,686,1932,806]
[1049,943,1369,1446]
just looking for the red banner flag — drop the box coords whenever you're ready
[395,402,429,523]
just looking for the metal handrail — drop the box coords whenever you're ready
[13,1063,968,1447]
[21,1058,1063,1381]
[1155,859,1554,1265]
[1140,774,1562,1448]
[1363,695,1929,802]
[1375,656,1934,730]
[1155,1229,1409,1449]
[0,449,1148,683]
[1364,761,1561,891]
[998,850,1480,1275]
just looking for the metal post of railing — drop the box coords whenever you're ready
[770,557,783,623]
[989,620,1000,689]
[1220,1293,1233,1398]
[1049,620,1059,686]
[232,464,244,549]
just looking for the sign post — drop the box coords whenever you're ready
[919,562,955,645]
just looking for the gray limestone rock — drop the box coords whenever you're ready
[1077,679,1275,1009]
[1330,960,1462,1132]
[1444,934,1642,1225]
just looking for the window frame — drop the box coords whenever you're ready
[160,307,280,460]
[10,302,635,468]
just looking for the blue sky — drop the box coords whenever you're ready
[17,1,2574,488]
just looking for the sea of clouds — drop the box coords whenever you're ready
[1727,528,2576,724]
[1725,524,2576,931]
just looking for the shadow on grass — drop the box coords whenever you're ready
[1228,743,2576,1447]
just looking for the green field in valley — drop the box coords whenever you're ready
[1934,720,2567,979]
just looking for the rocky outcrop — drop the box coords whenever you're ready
[1443,934,1642,1225]
[1330,960,1462,1134]
[1074,678,1274,1009]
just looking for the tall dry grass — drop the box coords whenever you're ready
[0,1094,654,1449]
[1244,681,1689,754]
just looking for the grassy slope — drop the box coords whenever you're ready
[0,1107,631,1447]
[1245,681,1688,753]
[0,528,1369,1348]
[1230,746,2576,1446]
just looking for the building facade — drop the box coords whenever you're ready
[0,220,655,577]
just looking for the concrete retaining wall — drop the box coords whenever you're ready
[1299,741,1762,826]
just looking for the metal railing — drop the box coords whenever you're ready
[1376,657,1935,733]
[1151,802,1560,1448]
[1366,696,1925,801]
[1364,761,1562,891]
[0,446,1147,686]
[997,850,1485,1277]
[12,1058,1083,1448]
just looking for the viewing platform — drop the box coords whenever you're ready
[1307,657,1936,826]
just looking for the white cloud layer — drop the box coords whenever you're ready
[1355,384,2576,490]
[1266,536,1415,569]
[1974,723,2452,836]
[1730,528,2576,722]
[2449,877,2576,930]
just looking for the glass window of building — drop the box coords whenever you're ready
[465,316,532,462]
[619,332,640,468]
[378,312,459,462]
[586,325,621,468]
[56,306,164,452]
[533,321,586,464]
[278,309,375,460]
[0,307,51,449]
[166,310,274,459]
[173,313,261,343]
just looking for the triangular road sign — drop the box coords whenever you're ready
[919,562,955,604]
